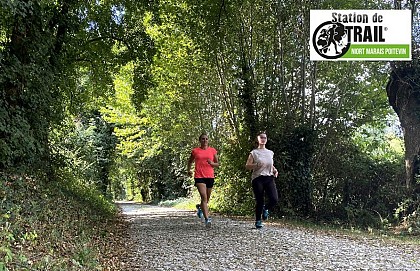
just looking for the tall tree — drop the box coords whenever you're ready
[0,0,154,177]
[386,0,420,190]
[180,0,395,216]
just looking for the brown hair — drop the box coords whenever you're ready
[253,130,266,148]
[199,133,208,141]
[256,130,266,137]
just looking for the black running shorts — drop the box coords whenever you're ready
[194,178,215,188]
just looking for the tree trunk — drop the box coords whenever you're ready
[238,23,258,139]
[386,66,420,190]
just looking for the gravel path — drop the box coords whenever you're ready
[117,202,420,271]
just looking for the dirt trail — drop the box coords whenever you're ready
[117,202,420,271]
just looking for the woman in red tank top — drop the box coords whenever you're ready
[187,133,219,227]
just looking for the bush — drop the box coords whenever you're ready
[312,139,407,229]
[394,197,420,235]
[0,173,123,270]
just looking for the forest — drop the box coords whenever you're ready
[1,0,419,269]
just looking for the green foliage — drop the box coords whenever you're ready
[0,0,57,172]
[101,4,226,202]
[211,174,255,216]
[0,0,155,176]
[353,122,404,163]
[0,101,39,171]
[394,197,420,235]
[211,136,255,216]
[50,110,118,197]
[312,135,407,229]
[274,125,317,217]
[0,213,14,271]
[0,173,120,270]
[0,1,418,257]
[96,0,418,236]
[136,147,190,202]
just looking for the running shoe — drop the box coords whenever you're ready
[205,217,212,228]
[262,207,269,221]
[196,204,203,219]
[255,220,263,229]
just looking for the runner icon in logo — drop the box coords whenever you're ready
[313,21,350,59]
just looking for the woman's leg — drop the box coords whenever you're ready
[206,187,212,203]
[252,177,265,221]
[264,176,279,210]
[205,178,214,204]
[196,183,210,219]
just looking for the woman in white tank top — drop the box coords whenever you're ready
[245,132,279,229]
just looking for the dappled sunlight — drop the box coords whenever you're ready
[117,201,189,216]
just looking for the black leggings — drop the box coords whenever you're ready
[252,175,279,221]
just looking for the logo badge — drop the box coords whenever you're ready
[310,10,412,61]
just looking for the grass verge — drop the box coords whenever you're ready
[0,173,127,271]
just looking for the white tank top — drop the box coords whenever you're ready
[250,148,274,180]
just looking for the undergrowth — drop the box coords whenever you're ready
[0,173,127,271]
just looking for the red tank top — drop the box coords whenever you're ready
[191,147,217,178]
